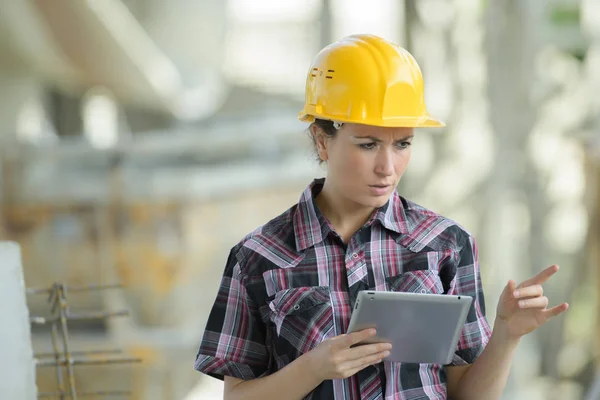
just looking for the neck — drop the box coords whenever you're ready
[315,181,375,243]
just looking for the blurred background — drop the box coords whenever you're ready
[0,0,598,399]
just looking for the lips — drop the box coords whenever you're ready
[368,184,392,196]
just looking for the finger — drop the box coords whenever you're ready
[501,280,517,301]
[339,328,377,348]
[343,364,375,379]
[518,265,559,288]
[518,296,548,309]
[340,349,390,372]
[513,284,543,299]
[345,342,392,361]
[542,302,569,320]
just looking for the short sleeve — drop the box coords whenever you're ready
[447,234,492,365]
[194,248,271,380]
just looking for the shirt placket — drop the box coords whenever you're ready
[345,239,384,400]
[345,240,368,307]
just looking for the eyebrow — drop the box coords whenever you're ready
[352,135,414,142]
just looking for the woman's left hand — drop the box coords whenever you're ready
[495,265,569,340]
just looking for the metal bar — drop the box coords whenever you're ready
[30,281,136,398]
[38,390,131,398]
[35,349,123,359]
[30,310,129,324]
[50,321,65,400]
[67,310,129,320]
[56,285,78,399]
[27,283,123,295]
[61,284,123,293]
[50,284,61,315]
[37,357,142,368]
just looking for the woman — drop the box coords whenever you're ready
[194,34,568,400]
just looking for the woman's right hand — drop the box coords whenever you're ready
[304,328,392,381]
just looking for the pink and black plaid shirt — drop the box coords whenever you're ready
[194,178,492,399]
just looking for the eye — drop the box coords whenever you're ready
[396,141,412,149]
[359,142,377,150]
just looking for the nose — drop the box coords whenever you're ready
[374,147,394,177]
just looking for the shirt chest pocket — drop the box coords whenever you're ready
[385,270,444,294]
[268,286,334,355]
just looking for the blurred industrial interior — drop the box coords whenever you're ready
[0,0,600,399]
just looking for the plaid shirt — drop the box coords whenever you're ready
[195,178,492,399]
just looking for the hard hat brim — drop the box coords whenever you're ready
[297,112,446,128]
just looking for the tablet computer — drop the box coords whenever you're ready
[347,290,472,365]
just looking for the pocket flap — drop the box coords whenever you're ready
[386,270,444,294]
[269,286,330,316]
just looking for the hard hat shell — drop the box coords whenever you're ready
[298,34,445,128]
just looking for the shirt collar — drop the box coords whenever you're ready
[374,191,411,235]
[293,178,411,251]
[293,179,327,252]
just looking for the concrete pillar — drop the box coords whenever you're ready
[0,242,37,399]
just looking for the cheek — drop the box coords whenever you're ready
[341,150,368,177]
[396,150,411,172]
[330,147,367,179]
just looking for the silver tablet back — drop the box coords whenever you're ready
[347,290,473,365]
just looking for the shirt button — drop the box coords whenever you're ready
[420,289,426,294]
[293,304,301,311]
[352,253,359,259]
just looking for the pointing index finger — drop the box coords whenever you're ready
[519,265,559,288]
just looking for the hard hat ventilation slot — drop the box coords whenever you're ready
[327,70,335,72]
[325,76,333,79]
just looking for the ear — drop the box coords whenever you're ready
[310,125,329,162]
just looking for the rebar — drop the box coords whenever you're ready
[37,390,132,398]
[28,282,138,399]
[37,357,141,368]
[35,349,123,358]
[50,322,65,400]
[31,310,129,325]
[27,284,124,295]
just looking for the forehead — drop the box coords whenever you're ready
[341,123,414,139]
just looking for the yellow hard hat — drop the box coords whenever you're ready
[298,34,445,128]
